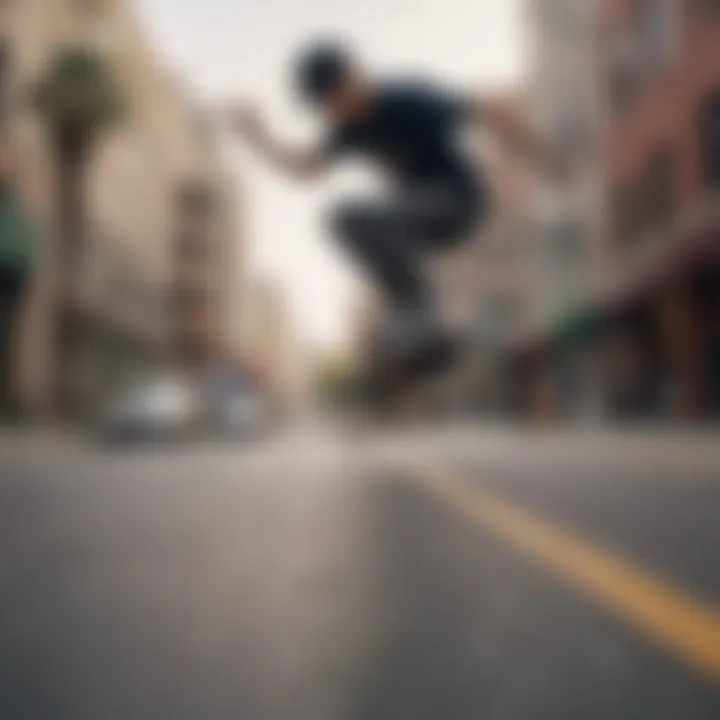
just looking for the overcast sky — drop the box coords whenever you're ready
[135,0,524,348]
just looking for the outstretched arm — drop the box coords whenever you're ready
[227,105,329,181]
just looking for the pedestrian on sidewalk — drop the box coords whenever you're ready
[0,138,38,421]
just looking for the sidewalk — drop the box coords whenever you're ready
[0,425,88,468]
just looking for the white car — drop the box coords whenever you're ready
[102,375,199,443]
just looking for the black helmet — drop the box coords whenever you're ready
[294,40,354,105]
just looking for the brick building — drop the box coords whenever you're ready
[604,0,719,271]
[519,0,720,420]
[599,0,720,418]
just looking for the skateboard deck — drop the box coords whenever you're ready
[352,331,470,421]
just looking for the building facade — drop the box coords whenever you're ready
[527,0,604,326]
[599,0,720,418]
[521,0,720,420]
[0,0,244,416]
[171,128,245,373]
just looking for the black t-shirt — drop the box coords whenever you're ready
[322,80,478,196]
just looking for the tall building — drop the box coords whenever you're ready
[526,0,604,327]
[171,121,245,372]
[602,0,719,278]
[599,0,720,418]
[521,0,720,419]
[0,0,244,415]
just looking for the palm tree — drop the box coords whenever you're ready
[31,44,125,417]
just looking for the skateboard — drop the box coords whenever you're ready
[350,327,468,422]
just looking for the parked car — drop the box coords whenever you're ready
[100,374,200,444]
[203,369,273,439]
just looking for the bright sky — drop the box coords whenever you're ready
[135,0,524,348]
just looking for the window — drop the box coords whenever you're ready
[642,149,676,232]
[700,90,720,191]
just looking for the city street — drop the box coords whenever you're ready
[1,426,719,719]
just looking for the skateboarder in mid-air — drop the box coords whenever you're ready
[229,40,568,372]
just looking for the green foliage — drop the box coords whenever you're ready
[30,44,126,152]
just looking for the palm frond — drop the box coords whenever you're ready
[30,43,127,142]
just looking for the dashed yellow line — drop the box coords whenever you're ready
[412,463,720,682]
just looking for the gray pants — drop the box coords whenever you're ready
[330,183,481,311]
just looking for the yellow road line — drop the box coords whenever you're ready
[412,463,720,682]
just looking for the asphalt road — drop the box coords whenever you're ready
[1,426,719,719]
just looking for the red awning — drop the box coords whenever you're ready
[606,224,720,312]
[504,220,720,359]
